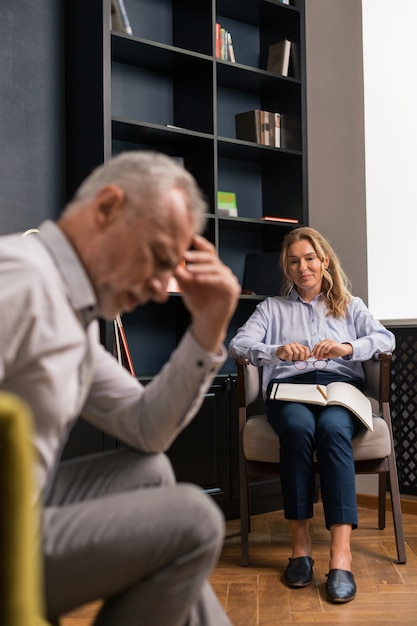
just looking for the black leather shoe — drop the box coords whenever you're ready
[284,556,314,588]
[325,569,356,603]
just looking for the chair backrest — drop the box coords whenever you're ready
[0,392,50,626]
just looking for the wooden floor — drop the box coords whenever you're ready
[61,502,417,625]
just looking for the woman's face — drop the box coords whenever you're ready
[286,238,328,302]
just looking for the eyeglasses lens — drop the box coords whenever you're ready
[313,359,328,370]
[293,359,328,370]
[294,360,308,370]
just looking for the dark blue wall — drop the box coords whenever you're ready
[0,1,65,234]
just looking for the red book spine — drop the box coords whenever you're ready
[215,23,221,59]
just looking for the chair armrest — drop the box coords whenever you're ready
[375,352,392,404]
[236,359,249,408]
[236,358,261,408]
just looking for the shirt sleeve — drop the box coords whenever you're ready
[81,329,226,453]
[228,301,280,366]
[347,297,395,360]
[0,259,43,382]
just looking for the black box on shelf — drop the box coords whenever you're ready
[281,114,301,150]
[235,109,262,143]
[243,251,282,296]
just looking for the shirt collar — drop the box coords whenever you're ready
[289,287,322,305]
[37,220,98,325]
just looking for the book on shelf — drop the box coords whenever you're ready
[259,216,299,224]
[263,111,280,147]
[215,23,221,59]
[261,110,271,146]
[274,113,281,147]
[269,382,373,431]
[267,39,291,76]
[220,27,227,60]
[215,23,236,62]
[227,32,236,63]
[243,251,282,296]
[111,0,133,36]
[217,191,238,217]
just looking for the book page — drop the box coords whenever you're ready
[272,383,325,405]
[326,382,373,431]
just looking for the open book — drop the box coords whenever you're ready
[269,382,373,431]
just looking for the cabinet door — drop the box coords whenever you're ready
[166,375,231,503]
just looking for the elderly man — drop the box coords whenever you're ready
[0,151,239,625]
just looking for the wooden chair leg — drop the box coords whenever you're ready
[387,452,407,563]
[378,471,387,529]
[238,433,251,569]
[239,460,250,566]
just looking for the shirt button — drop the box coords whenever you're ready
[196,360,204,368]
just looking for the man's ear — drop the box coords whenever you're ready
[93,184,126,228]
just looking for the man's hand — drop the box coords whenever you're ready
[174,235,240,353]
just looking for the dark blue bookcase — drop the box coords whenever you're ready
[64,0,306,518]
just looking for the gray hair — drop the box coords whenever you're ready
[70,151,208,233]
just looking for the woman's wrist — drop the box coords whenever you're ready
[341,342,353,360]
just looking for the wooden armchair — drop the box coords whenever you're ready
[236,353,406,566]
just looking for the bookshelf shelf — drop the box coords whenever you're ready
[216,61,301,93]
[217,136,302,157]
[112,36,211,69]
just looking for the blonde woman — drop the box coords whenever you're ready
[229,227,394,603]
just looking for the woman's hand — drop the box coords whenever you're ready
[276,343,312,362]
[311,340,352,360]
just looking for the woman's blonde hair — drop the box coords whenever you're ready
[280,226,352,318]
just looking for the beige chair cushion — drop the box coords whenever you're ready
[243,413,391,464]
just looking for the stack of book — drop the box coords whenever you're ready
[215,23,236,62]
[235,109,301,150]
[235,110,281,147]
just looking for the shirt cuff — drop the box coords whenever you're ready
[342,342,353,360]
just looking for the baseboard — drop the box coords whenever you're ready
[357,493,417,515]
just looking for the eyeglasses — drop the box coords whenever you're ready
[293,359,329,371]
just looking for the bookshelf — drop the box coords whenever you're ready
[64,0,307,516]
